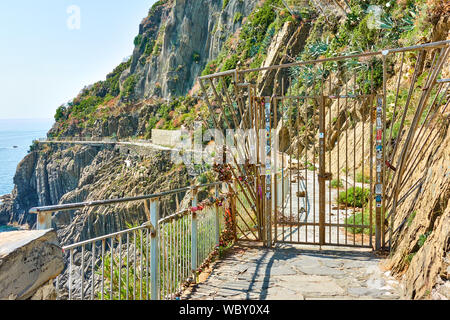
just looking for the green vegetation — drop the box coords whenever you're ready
[233,12,243,24]
[407,252,416,264]
[407,211,416,227]
[201,0,293,83]
[149,0,168,16]
[134,34,143,46]
[330,179,343,188]
[356,172,370,184]
[223,0,230,10]
[192,52,201,64]
[53,57,132,133]
[338,187,370,208]
[122,75,138,100]
[345,207,375,235]
[418,231,431,248]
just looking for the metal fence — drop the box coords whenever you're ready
[198,39,450,250]
[31,182,230,300]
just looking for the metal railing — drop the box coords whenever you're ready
[30,182,230,300]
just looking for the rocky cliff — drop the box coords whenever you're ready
[1,0,449,300]
[128,0,258,98]
[0,0,261,238]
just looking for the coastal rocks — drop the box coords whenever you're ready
[30,280,58,300]
[0,195,12,225]
[0,229,64,300]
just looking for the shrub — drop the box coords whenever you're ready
[134,34,143,46]
[330,179,343,188]
[192,52,201,63]
[122,75,137,100]
[356,172,370,184]
[338,187,370,208]
[233,12,243,24]
[54,105,67,122]
[345,208,375,235]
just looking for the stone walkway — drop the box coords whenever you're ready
[182,243,402,300]
[182,169,401,300]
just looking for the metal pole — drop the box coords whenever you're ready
[149,199,160,300]
[319,96,326,245]
[375,96,384,250]
[191,188,198,283]
[215,185,220,246]
[37,211,53,230]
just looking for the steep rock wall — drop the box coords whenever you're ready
[128,0,258,99]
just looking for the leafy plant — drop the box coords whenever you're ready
[418,231,431,248]
[356,172,370,184]
[330,179,343,188]
[338,187,370,208]
[345,207,375,235]
[233,12,243,24]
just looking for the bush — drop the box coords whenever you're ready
[54,105,67,122]
[233,12,243,24]
[345,208,375,235]
[330,179,343,188]
[192,52,200,63]
[338,187,370,208]
[356,172,370,184]
[122,75,137,100]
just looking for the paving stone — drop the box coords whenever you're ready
[320,258,345,268]
[347,287,385,297]
[277,275,346,296]
[267,265,297,276]
[342,260,373,269]
[290,257,321,269]
[295,265,345,276]
[261,287,304,300]
[184,245,399,300]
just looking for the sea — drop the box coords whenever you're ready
[0,119,53,232]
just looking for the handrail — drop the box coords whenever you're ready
[29,182,222,214]
[236,40,450,75]
[62,221,154,251]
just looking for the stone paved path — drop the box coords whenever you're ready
[182,243,402,300]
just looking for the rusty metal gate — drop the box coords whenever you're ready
[199,40,450,250]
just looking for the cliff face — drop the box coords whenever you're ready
[127,0,258,99]
[1,0,449,300]
[385,123,450,299]
[1,0,260,233]
[0,142,189,247]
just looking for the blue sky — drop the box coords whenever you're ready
[0,0,156,120]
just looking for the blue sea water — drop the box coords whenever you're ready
[0,225,19,233]
[0,119,53,197]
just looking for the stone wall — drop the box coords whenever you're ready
[151,129,181,147]
[0,229,64,300]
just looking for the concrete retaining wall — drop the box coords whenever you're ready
[151,129,181,147]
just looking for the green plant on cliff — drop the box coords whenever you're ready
[122,75,137,100]
[222,0,230,10]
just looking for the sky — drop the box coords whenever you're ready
[0,0,156,120]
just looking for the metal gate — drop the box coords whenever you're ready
[199,40,450,250]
